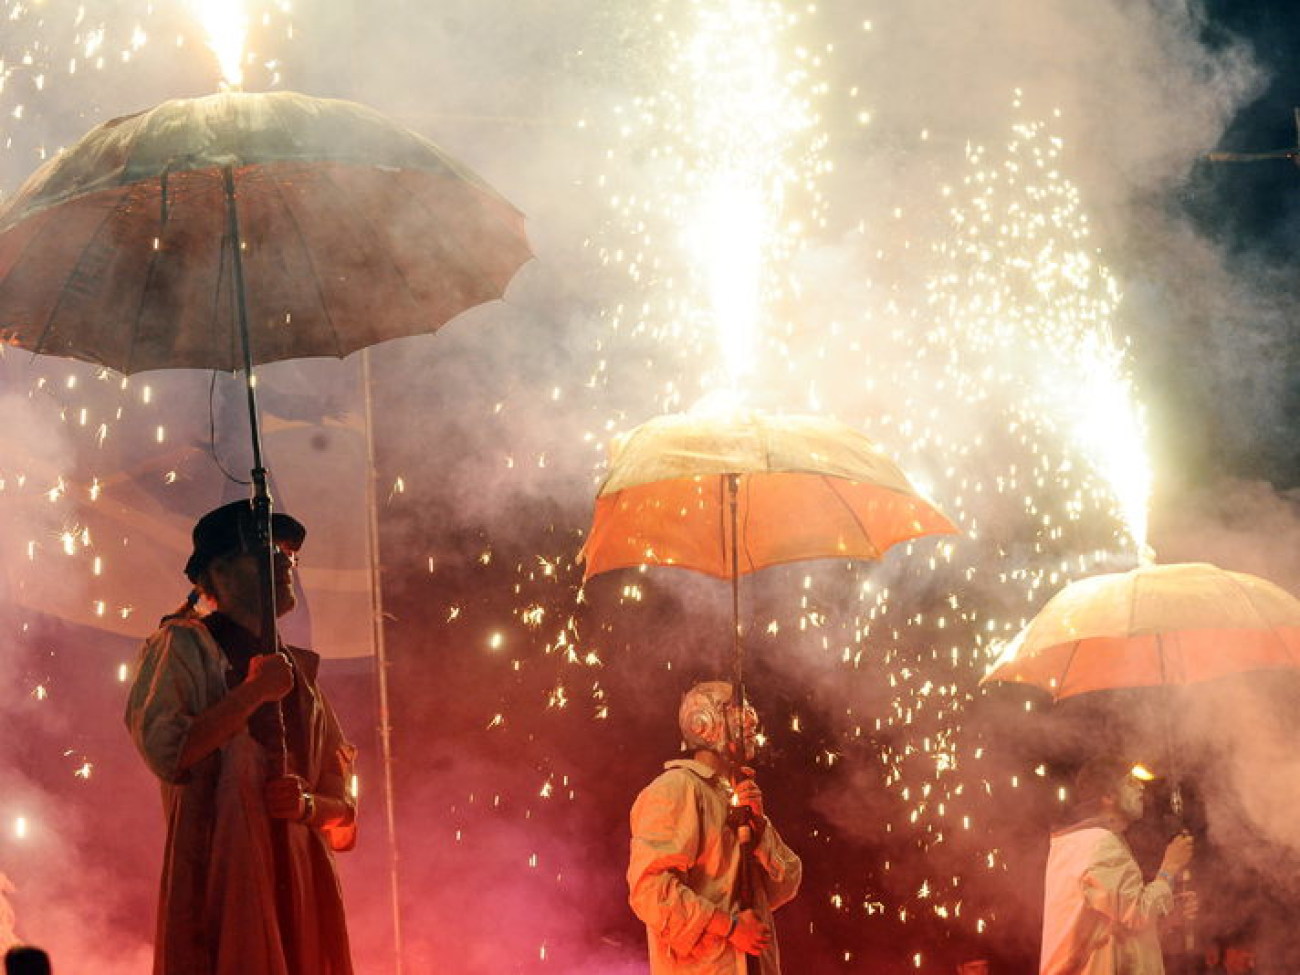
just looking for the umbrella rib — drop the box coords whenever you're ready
[1219,567,1274,630]
[124,180,177,373]
[821,474,882,558]
[1056,638,1084,700]
[1217,567,1294,663]
[27,194,125,365]
[736,474,755,574]
[388,167,524,306]
[312,164,454,347]
[265,168,346,357]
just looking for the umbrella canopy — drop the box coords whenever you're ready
[579,409,958,580]
[982,561,1300,700]
[0,89,531,373]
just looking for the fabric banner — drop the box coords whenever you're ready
[0,352,377,659]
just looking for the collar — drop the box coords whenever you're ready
[1052,815,1124,840]
[199,612,320,681]
[664,758,724,781]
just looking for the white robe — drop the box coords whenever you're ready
[1040,823,1173,975]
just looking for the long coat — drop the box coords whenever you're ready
[1040,823,1173,975]
[628,759,802,974]
[126,617,356,975]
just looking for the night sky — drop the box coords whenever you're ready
[1161,1,1300,489]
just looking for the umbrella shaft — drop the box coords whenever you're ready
[728,474,742,692]
[221,165,266,475]
[222,167,284,772]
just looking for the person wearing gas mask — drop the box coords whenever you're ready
[125,500,357,975]
[628,681,802,974]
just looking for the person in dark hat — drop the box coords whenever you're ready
[125,499,357,975]
[4,945,52,975]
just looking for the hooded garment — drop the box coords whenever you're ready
[1040,821,1174,975]
[126,616,356,975]
[628,759,802,975]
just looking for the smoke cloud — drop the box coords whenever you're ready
[1,0,1297,972]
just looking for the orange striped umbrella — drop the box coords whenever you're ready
[580,410,957,580]
[579,409,958,685]
[982,562,1300,700]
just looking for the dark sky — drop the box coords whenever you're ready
[1170,1,1300,488]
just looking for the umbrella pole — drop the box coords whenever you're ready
[224,164,300,974]
[221,165,278,662]
[1157,636,1187,824]
[724,476,757,975]
[361,349,406,975]
[1158,636,1195,958]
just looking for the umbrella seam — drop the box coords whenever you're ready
[386,167,516,316]
[737,474,755,574]
[1218,566,1283,639]
[821,474,883,559]
[26,194,124,366]
[265,167,346,358]
[125,178,183,373]
[1056,638,1083,700]
[1219,566,1300,667]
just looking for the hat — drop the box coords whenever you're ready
[183,500,306,582]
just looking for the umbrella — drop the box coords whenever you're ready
[0,89,530,373]
[579,408,959,685]
[581,408,956,974]
[980,559,1300,945]
[0,88,532,972]
[981,561,1300,701]
[0,86,530,653]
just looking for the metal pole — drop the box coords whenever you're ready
[728,473,743,696]
[1158,633,1195,957]
[360,348,405,975]
[223,164,299,975]
[222,164,277,653]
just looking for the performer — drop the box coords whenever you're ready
[628,681,802,974]
[125,500,357,975]
[1040,755,1194,975]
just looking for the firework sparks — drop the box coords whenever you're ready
[0,2,1183,970]
[192,0,250,88]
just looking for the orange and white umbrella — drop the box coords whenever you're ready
[579,409,958,685]
[982,561,1300,700]
[580,409,958,580]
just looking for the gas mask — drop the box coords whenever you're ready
[678,681,759,763]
